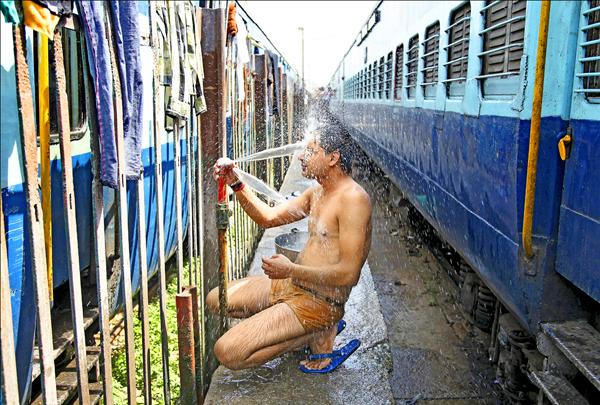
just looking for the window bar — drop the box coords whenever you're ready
[583,5,600,15]
[422,34,440,44]
[479,15,526,35]
[420,65,439,72]
[576,72,600,77]
[479,0,502,15]
[476,71,520,79]
[441,76,467,83]
[444,37,469,50]
[443,55,469,66]
[580,55,600,62]
[574,88,600,93]
[478,42,524,57]
[581,37,600,47]
[445,15,471,32]
[582,21,600,30]
[421,81,439,86]
[421,50,439,59]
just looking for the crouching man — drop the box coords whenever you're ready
[207,122,372,373]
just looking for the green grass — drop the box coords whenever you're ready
[112,263,194,404]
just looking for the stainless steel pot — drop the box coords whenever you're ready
[274,228,309,263]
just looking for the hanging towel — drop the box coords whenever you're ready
[0,0,19,23]
[235,14,249,102]
[227,2,237,37]
[109,1,143,180]
[77,0,118,188]
[22,0,60,39]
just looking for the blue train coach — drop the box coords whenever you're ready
[328,0,599,402]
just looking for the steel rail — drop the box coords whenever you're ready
[13,23,57,405]
[52,32,91,405]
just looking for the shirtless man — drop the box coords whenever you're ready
[207,121,372,372]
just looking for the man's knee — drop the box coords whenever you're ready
[206,287,219,314]
[214,335,246,370]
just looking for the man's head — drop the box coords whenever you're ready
[299,121,354,180]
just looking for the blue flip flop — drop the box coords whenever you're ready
[299,339,361,374]
[336,319,346,335]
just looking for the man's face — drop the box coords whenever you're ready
[298,135,328,179]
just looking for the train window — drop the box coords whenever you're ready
[365,65,373,98]
[394,44,404,100]
[479,0,526,97]
[421,22,440,98]
[372,60,378,98]
[578,0,600,102]
[385,52,393,99]
[444,2,471,97]
[405,35,419,99]
[378,56,385,98]
[42,28,88,143]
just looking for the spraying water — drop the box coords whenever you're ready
[233,141,307,163]
[232,168,285,203]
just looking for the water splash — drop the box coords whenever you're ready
[233,168,285,203]
[233,141,306,163]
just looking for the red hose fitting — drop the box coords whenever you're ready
[217,178,227,203]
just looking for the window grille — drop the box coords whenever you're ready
[47,28,88,143]
[378,56,385,98]
[421,22,440,97]
[405,34,419,98]
[394,44,404,100]
[576,0,600,101]
[479,0,526,80]
[444,2,471,96]
[367,64,372,99]
[385,52,393,99]
[373,60,379,98]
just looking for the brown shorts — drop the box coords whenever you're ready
[269,278,345,332]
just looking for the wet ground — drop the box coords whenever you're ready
[353,153,501,404]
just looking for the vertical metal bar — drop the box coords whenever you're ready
[12,23,57,405]
[189,116,199,287]
[149,3,172,402]
[200,6,228,382]
[52,32,91,405]
[195,112,206,396]
[1,195,19,404]
[106,14,137,404]
[38,34,53,303]
[183,285,202,404]
[174,121,185,292]
[186,122,195,287]
[90,124,114,404]
[136,175,152,404]
[176,291,196,404]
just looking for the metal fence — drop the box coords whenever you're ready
[0,2,304,404]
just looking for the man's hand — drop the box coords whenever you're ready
[261,254,293,279]
[213,157,238,185]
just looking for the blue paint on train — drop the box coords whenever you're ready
[339,103,590,329]
[1,138,192,400]
[556,117,600,302]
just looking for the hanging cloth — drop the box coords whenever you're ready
[227,2,237,37]
[0,0,19,23]
[235,14,249,102]
[108,1,143,179]
[77,0,118,188]
[22,0,60,39]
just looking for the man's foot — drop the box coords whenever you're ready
[298,339,361,374]
[299,357,331,370]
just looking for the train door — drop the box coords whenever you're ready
[555,0,600,303]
